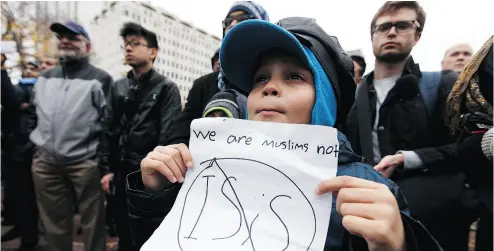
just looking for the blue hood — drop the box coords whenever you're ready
[303,46,337,127]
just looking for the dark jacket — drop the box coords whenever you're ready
[456,129,492,213]
[126,132,441,251]
[165,71,220,146]
[346,57,459,169]
[27,58,113,165]
[346,57,478,251]
[453,45,493,213]
[13,79,36,159]
[99,69,181,174]
[1,69,20,153]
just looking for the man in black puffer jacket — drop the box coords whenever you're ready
[98,23,181,251]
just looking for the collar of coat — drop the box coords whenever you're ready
[126,68,155,85]
[360,56,421,90]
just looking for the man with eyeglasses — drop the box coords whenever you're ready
[165,1,269,147]
[346,2,477,251]
[97,22,181,251]
[28,21,113,251]
[120,2,268,249]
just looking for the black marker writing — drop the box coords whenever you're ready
[316,144,339,157]
[193,130,216,141]
[185,175,216,240]
[226,135,252,145]
[261,140,309,152]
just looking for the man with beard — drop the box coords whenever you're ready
[346,2,477,251]
[98,22,181,251]
[28,21,113,251]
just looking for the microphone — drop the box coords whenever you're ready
[394,75,420,100]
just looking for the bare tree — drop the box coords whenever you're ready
[1,2,58,70]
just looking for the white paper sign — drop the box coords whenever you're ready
[141,118,340,251]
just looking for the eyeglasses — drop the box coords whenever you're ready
[121,41,149,49]
[372,20,421,35]
[222,14,255,29]
[56,33,83,42]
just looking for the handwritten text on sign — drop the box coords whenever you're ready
[192,129,339,157]
[141,118,339,251]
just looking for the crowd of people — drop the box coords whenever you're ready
[1,1,492,251]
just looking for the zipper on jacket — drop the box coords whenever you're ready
[52,67,69,163]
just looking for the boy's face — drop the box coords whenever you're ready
[247,52,315,124]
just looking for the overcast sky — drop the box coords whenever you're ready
[82,0,493,73]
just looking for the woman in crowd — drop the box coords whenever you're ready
[446,36,493,251]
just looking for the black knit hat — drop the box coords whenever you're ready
[203,90,240,118]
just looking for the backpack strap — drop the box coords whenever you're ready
[419,71,442,116]
[356,81,375,165]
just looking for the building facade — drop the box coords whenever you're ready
[89,1,221,106]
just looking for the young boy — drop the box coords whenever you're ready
[127,17,441,250]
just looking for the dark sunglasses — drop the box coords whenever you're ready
[372,20,420,35]
[56,33,83,42]
[222,14,255,29]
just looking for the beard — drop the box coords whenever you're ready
[59,48,87,63]
[376,50,410,64]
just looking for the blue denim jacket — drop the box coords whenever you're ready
[126,132,442,251]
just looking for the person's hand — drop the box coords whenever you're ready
[140,143,193,191]
[374,153,404,178]
[316,176,405,251]
[100,173,114,194]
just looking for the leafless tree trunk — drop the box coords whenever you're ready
[1,1,57,70]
